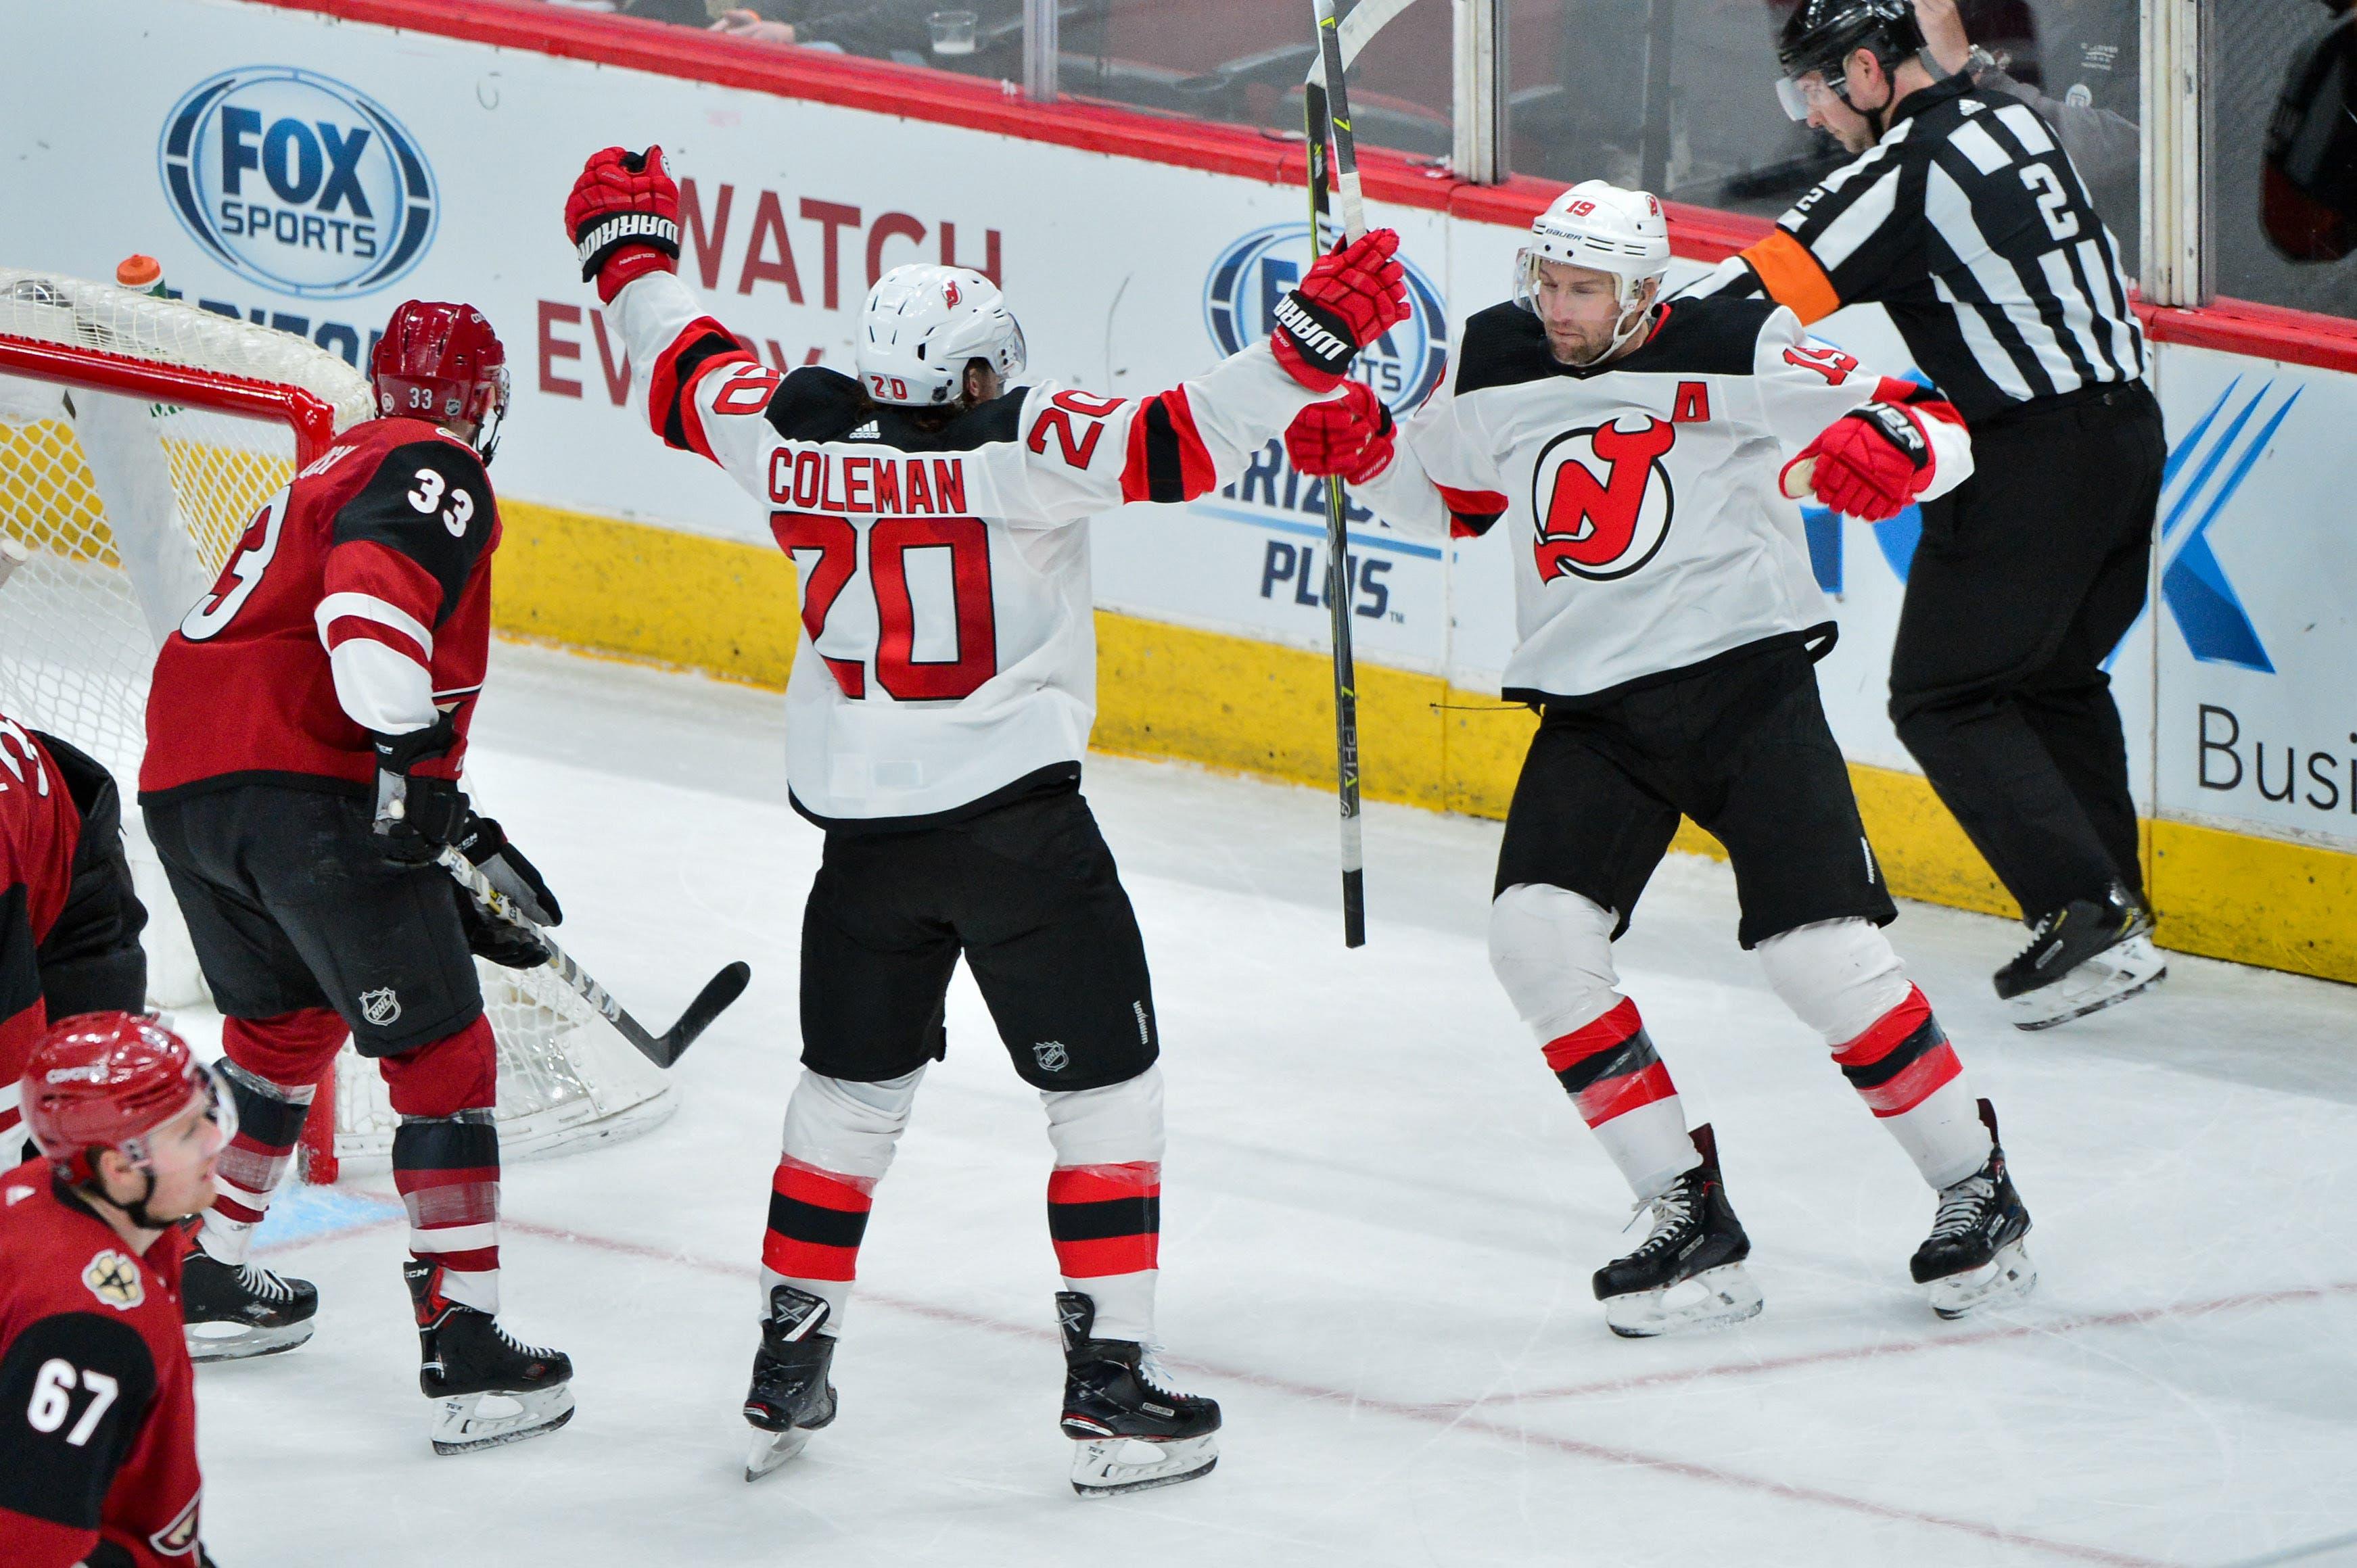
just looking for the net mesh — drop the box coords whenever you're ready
[0,269,674,1176]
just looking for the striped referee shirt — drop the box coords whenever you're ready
[1683,74,2143,424]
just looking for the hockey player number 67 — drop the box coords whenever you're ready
[774,513,998,702]
[25,1358,118,1446]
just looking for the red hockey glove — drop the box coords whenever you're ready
[1271,229,1411,391]
[568,145,681,304]
[1781,401,1934,522]
[1284,380,1396,485]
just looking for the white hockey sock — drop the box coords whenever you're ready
[1757,920,1993,1189]
[761,1067,923,1335]
[1044,1067,1166,1345]
[1491,884,1700,1199]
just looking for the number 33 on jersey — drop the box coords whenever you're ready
[605,269,1334,826]
[141,420,500,800]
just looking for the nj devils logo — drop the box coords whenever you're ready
[1530,417,1678,582]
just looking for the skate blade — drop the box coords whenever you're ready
[1604,1262,1765,1339]
[429,1385,577,1455]
[2009,945,2167,1031]
[745,1424,817,1482]
[1926,1239,2036,1320]
[184,1318,316,1363]
[1071,1433,1219,1498]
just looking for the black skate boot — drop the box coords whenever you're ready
[1057,1290,1220,1497]
[1910,1099,2035,1319]
[1994,883,2164,1030]
[181,1249,319,1363]
[743,1285,837,1482]
[1593,1124,1764,1338]
[404,1260,575,1455]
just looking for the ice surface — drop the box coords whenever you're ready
[183,642,2357,1568]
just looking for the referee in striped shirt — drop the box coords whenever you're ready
[1685,0,2166,1028]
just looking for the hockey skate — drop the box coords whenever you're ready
[1911,1100,2035,1319]
[1593,1124,1764,1338]
[404,1261,576,1455]
[1057,1291,1220,1498]
[181,1250,319,1362]
[743,1285,837,1482]
[1995,886,2165,1030]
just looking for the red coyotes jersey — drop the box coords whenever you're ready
[0,721,81,1139]
[609,270,1330,826]
[1357,295,1971,704]
[139,417,500,801]
[0,1164,204,1568]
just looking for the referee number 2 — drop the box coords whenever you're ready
[2020,165,2081,242]
[773,513,999,702]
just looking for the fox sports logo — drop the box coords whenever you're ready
[1205,224,1446,417]
[160,67,437,298]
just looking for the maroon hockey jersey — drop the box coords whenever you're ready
[139,417,500,801]
[0,721,83,1139]
[0,1163,205,1568]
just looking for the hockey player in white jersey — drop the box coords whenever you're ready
[1286,181,2034,1334]
[566,146,1408,1492]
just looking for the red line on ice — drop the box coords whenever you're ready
[475,1214,2191,1568]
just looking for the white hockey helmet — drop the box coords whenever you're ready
[1514,181,1674,362]
[856,263,1026,407]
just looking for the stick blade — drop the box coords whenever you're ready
[651,960,752,1067]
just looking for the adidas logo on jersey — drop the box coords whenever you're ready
[849,421,881,440]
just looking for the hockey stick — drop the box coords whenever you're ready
[1308,0,1368,949]
[439,849,749,1070]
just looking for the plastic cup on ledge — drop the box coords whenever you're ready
[928,9,979,55]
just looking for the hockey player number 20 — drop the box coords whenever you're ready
[775,513,998,702]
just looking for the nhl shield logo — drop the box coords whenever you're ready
[359,987,402,1027]
[83,1250,145,1310]
[1032,1041,1070,1074]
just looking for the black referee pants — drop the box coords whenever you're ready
[1888,381,2166,926]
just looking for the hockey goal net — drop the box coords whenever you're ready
[0,267,676,1181]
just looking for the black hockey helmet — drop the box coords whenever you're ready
[1775,0,1926,119]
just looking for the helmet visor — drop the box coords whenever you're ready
[1776,72,1844,122]
[122,1063,237,1179]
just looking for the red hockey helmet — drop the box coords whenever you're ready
[370,301,511,459]
[20,1012,233,1187]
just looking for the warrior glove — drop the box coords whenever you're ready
[568,145,682,304]
[1271,229,1411,392]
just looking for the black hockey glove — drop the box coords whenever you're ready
[371,713,469,867]
[453,816,563,928]
[452,882,554,970]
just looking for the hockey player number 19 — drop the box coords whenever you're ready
[776,513,999,702]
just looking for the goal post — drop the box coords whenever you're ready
[0,267,678,1183]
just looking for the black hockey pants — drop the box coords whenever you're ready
[1888,380,2166,926]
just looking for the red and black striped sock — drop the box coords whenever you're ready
[760,1158,875,1331]
[1541,998,1700,1197]
[392,1110,500,1313]
[1048,1162,1160,1343]
[1831,986,1988,1186]
[204,1062,317,1260]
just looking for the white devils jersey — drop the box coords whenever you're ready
[611,270,1327,824]
[1357,296,1973,704]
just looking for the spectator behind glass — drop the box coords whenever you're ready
[2263,0,2357,262]
[1915,0,2141,266]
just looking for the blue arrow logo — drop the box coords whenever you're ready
[1798,377,2290,676]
